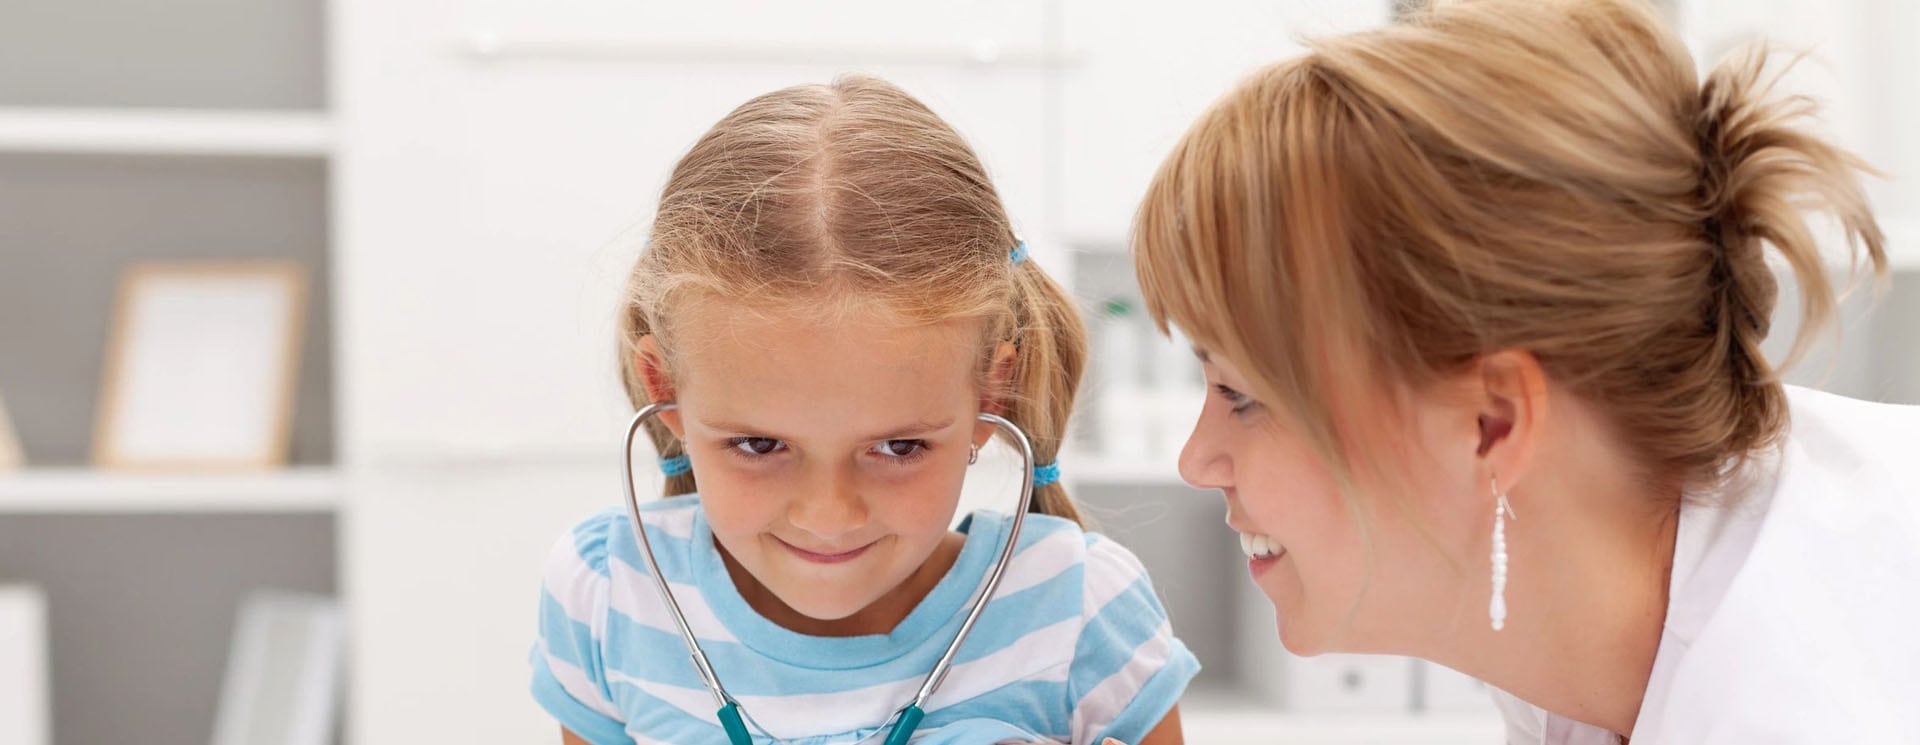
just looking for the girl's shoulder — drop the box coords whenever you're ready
[968,510,1163,614]
[544,495,703,588]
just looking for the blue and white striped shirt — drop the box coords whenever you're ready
[530,495,1199,745]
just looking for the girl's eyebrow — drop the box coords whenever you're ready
[862,418,956,442]
[695,417,956,442]
[697,418,796,441]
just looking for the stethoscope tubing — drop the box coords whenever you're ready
[618,402,1036,744]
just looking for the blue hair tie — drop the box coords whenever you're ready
[1032,461,1061,488]
[1009,241,1031,266]
[660,455,692,477]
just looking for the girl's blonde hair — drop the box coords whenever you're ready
[1135,0,1886,494]
[620,75,1088,524]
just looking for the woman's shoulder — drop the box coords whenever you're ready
[1639,387,1920,740]
[1784,385,1920,471]
[1779,385,1920,523]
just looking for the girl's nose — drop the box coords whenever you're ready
[787,465,869,540]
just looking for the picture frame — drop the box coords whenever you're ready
[92,262,307,471]
[211,592,343,745]
[0,585,50,745]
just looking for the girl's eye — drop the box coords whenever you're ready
[729,437,786,457]
[871,439,929,461]
[1214,384,1257,415]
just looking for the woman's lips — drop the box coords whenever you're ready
[1249,550,1286,576]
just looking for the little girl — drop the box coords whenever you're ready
[529,75,1197,745]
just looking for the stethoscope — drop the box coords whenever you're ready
[619,402,1037,745]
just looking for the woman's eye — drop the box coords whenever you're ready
[729,437,786,456]
[1214,384,1257,414]
[872,439,927,459]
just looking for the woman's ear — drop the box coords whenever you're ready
[974,341,1018,448]
[1471,349,1548,490]
[635,335,685,439]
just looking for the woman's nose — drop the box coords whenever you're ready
[1178,416,1231,492]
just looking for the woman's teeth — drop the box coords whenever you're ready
[1238,531,1283,559]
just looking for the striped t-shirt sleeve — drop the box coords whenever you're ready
[1066,533,1202,745]
[530,513,635,745]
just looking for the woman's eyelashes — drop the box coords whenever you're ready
[721,437,932,465]
[1214,384,1258,415]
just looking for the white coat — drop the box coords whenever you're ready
[1493,386,1920,744]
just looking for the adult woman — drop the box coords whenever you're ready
[1132,0,1919,742]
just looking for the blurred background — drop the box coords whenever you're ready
[0,0,1914,743]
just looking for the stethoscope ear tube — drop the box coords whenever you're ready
[619,404,1038,745]
[620,403,734,710]
[900,413,1034,708]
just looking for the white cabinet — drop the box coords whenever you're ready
[342,462,626,744]
[1057,0,1388,244]
[1422,661,1498,713]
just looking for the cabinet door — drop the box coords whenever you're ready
[340,0,1055,463]
[343,463,627,745]
[1058,0,1389,244]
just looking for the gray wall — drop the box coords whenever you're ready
[1873,273,1920,404]
[0,0,326,109]
[0,514,336,745]
[0,153,334,466]
[1767,267,1920,404]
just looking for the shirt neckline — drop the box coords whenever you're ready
[688,507,1009,670]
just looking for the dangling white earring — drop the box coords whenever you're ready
[1490,474,1518,631]
[968,445,979,465]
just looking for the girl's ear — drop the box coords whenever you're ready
[974,341,1018,448]
[635,335,685,439]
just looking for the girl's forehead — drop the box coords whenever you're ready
[668,303,988,424]
[672,296,985,357]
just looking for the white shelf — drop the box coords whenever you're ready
[1179,688,1505,745]
[456,32,1083,68]
[0,467,340,513]
[1181,708,1505,745]
[0,107,332,158]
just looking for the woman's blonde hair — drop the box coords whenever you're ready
[619,75,1088,523]
[1134,0,1886,493]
